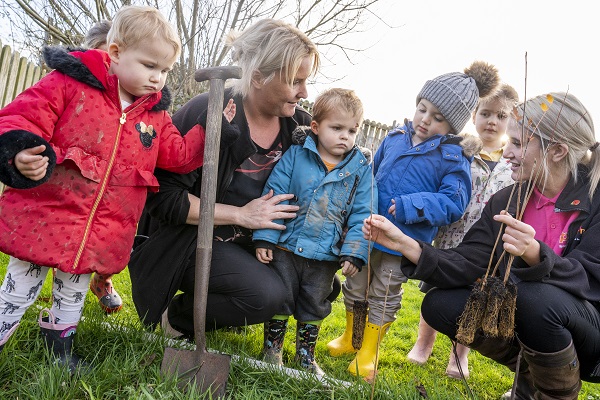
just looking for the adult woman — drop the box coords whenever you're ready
[363,92,600,399]
[128,19,320,336]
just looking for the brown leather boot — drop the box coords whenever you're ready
[469,333,535,399]
[520,339,581,400]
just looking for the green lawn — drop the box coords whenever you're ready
[0,251,598,399]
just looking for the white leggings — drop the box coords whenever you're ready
[0,257,90,341]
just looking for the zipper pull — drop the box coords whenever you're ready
[120,113,127,125]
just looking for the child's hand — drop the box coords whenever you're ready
[14,145,49,181]
[223,99,236,123]
[256,247,273,264]
[388,198,396,218]
[341,260,359,277]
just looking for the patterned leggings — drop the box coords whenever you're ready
[0,257,90,342]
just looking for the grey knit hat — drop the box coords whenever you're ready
[416,61,500,134]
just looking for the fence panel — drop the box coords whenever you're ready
[299,99,394,151]
[0,41,45,108]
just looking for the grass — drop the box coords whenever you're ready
[0,251,598,399]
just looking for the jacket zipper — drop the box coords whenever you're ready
[346,175,360,205]
[71,101,147,271]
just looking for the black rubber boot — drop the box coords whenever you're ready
[295,322,325,376]
[39,309,87,373]
[520,339,581,400]
[263,318,288,366]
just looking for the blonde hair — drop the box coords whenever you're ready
[476,83,519,115]
[312,88,363,124]
[106,5,181,58]
[225,19,320,98]
[514,92,599,198]
[84,20,112,49]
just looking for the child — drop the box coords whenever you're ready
[407,84,519,379]
[83,19,112,51]
[80,19,125,314]
[0,5,235,370]
[253,88,375,375]
[326,61,500,380]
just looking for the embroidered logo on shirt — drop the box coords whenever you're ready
[136,121,157,148]
[571,200,581,206]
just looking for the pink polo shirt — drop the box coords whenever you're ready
[522,187,580,256]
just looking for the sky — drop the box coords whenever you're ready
[311,0,598,137]
[1,0,596,137]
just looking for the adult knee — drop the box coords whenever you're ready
[421,287,470,339]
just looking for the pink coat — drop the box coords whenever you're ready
[0,48,205,275]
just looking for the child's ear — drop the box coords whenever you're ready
[310,120,319,134]
[107,43,121,63]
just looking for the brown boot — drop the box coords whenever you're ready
[469,333,535,399]
[520,339,581,400]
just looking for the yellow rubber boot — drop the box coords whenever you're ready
[347,321,392,379]
[326,311,356,357]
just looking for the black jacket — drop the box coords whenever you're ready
[128,89,311,326]
[402,165,600,303]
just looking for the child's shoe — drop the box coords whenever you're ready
[263,318,288,366]
[38,309,88,373]
[326,311,357,356]
[295,322,325,376]
[90,273,122,313]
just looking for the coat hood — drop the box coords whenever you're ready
[42,46,171,112]
[291,125,373,163]
[394,118,481,159]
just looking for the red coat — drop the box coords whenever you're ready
[0,47,205,275]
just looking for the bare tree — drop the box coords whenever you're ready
[0,0,389,108]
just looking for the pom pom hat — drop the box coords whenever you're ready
[417,61,500,134]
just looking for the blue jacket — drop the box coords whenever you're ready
[373,121,475,256]
[253,132,377,266]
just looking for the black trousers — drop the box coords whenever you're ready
[422,281,600,382]
[168,240,286,334]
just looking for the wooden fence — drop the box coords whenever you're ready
[298,100,394,151]
[0,43,394,194]
[0,39,45,108]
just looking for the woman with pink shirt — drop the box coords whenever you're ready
[363,92,600,399]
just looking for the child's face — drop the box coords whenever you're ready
[412,99,452,145]
[311,109,360,163]
[473,98,510,147]
[108,38,177,104]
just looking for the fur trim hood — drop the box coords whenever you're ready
[42,46,171,112]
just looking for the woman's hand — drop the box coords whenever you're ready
[237,190,299,230]
[363,214,404,250]
[363,214,423,264]
[494,210,540,263]
[14,145,49,181]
